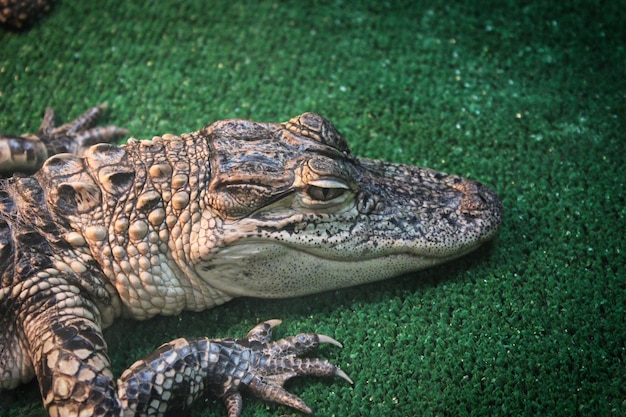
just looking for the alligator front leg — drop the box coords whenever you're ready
[118,320,352,417]
[23,303,349,416]
[19,283,122,416]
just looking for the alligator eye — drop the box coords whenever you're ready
[305,185,345,201]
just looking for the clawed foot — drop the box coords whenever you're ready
[0,104,127,175]
[38,103,128,156]
[218,320,352,416]
[118,320,352,417]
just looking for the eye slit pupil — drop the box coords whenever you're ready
[307,185,343,201]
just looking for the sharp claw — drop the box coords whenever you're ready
[247,319,284,343]
[284,396,312,415]
[266,319,282,328]
[335,368,354,385]
[317,334,343,348]
[214,321,352,415]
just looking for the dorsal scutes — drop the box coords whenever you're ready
[40,153,102,216]
[55,181,101,214]
[84,143,135,196]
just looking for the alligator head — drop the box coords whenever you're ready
[40,112,502,315]
[197,113,503,299]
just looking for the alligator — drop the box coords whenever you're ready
[0,104,503,417]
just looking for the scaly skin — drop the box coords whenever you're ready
[0,104,502,416]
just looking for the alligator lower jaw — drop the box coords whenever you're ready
[198,240,485,299]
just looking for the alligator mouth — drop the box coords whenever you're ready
[213,221,493,267]
[201,238,488,299]
[300,237,488,263]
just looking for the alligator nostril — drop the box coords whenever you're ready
[451,180,493,214]
[461,195,488,213]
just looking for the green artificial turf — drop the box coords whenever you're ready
[1,0,625,416]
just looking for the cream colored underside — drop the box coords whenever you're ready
[198,241,480,299]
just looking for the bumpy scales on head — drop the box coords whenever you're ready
[0,104,502,416]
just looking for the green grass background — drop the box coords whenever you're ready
[1,0,624,415]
